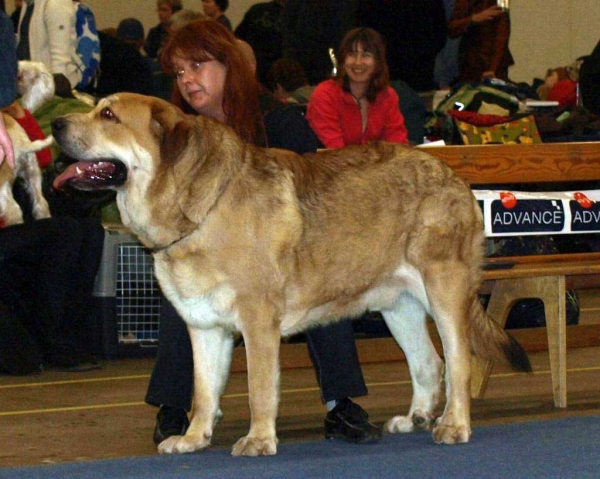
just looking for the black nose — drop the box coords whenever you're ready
[51,117,67,135]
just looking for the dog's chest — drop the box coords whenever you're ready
[153,254,241,331]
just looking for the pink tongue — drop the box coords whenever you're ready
[53,161,118,190]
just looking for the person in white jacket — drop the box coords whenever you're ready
[16,0,82,91]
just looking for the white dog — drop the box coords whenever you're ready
[0,113,52,226]
[17,60,56,114]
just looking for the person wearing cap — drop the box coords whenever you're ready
[93,20,153,97]
[117,17,149,59]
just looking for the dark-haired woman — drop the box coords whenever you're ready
[307,27,408,149]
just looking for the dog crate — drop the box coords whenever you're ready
[91,228,161,358]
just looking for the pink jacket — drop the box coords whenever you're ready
[306,79,408,149]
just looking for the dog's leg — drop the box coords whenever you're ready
[0,179,25,225]
[424,262,472,444]
[382,292,444,434]
[20,154,51,220]
[158,326,233,454]
[231,298,281,456]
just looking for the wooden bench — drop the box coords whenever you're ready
[428,142,600,408]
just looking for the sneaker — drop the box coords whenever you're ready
[324,398,382,443]
[153,406,190,445]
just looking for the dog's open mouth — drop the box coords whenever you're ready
[53,160,127,191]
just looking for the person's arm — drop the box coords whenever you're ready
[306,82,346,149]
[448,0,503,38]
[487,11,511,77]
[381,88,409,145]
[45,0,82,88]
[447,0,473,37]
[0,114,15,169]
[0,10,17,168]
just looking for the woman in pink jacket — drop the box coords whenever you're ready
[306,27,408,149]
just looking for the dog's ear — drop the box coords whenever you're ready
[150,103,192,165]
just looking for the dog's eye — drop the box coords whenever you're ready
[100,107,117,121]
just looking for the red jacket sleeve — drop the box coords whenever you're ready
[306,81,346,149]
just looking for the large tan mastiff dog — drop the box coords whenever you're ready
[52,93,531,456]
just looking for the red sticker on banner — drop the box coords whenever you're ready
[500,191,517,209]
[574,192,593,209]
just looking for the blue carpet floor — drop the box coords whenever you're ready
[1,416,598,478]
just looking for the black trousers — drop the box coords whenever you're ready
[145,296,368,411]
[0,217,104,374]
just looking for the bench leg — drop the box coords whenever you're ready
[544,275,568,408]
[472,276,567,408]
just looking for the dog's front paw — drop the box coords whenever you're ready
[158,433,211,454]
[432,420,471,444]
[231,435,278,456]
[385,415,415,433]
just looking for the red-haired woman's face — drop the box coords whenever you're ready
[172,54,227,121]
[343,42,376,87]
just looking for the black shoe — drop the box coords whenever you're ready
[153,406,190,445]
[325,398,382,443]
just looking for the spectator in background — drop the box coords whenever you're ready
[145,0,182,59]
[307,27,408,149]
[202,0,231,31]
[434,0,460,89]
[16,0,82,94]
[234,0,285,86]
[448,0,514,83]
[266,57,315,105]
[282,0,357,85]
[579,41,600,115]
[356,0,447,97]
[117,17,151,62]
[93,23,153,97]
[0,10,105,375]
[170,9,205,33]
[10,0,22,32]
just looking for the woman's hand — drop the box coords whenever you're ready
[0,114,15,169]
[471,6,504,24]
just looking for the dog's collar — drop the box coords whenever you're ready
[151,232,191,253]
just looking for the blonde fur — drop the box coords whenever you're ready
[17,61,55,114]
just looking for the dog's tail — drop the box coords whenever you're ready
[469,298,532,372]
[25,135,54,154]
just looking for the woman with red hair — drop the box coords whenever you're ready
[306,27,408,149]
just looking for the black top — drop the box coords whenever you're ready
[580,42,600,115]
[356,0,448,92]
[93,31,153,97]
[260,90,321,153]
[144,23,168,59]
[235,1,285,85]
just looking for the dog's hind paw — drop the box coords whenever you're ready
[157,434,211,454]
[231,435,278,456]
[432,422,471,444]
